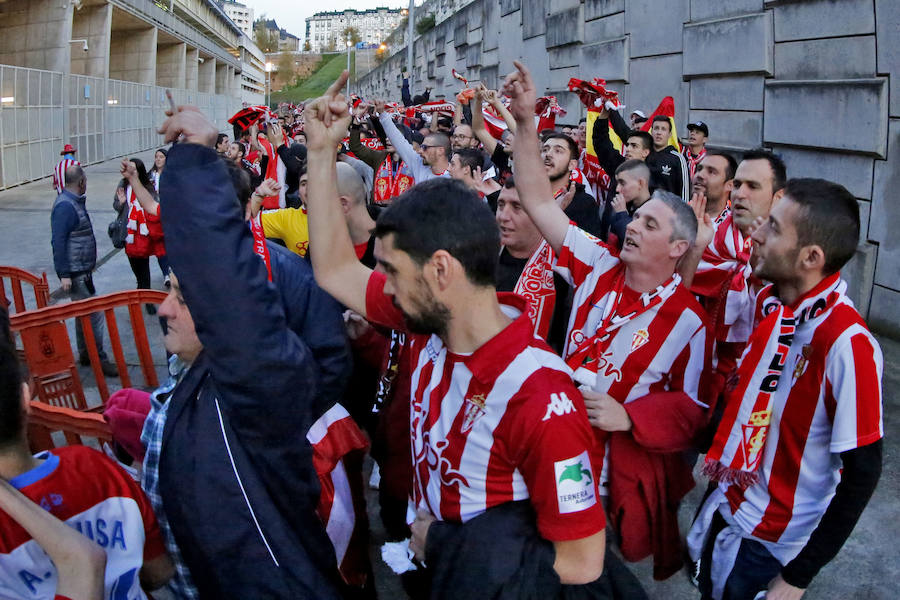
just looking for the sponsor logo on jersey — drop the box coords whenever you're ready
[542,392,576,421]
[554,450,597,514]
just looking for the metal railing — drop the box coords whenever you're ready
[0,64,240,190]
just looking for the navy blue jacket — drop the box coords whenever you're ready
[157,143,342,599]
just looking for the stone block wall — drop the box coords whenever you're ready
[357,0,898,334]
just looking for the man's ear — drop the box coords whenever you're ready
[670,239,690,261]
[338,195,351,214]
[427,250,456,291]
[798,244,826,274]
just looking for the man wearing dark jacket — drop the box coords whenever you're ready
[151,107,345,599]
[646,115,689,201]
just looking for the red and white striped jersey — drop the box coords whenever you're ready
[52,158,80,195]
[365,272,606,542]
[554,223,710,406]
[723,275,884,562]
[0,446,166,600]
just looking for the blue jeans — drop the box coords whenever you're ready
[69,272,108,361]
[723,537,783,600]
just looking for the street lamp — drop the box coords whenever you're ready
[346,36,352,97]
[265,61,273,108]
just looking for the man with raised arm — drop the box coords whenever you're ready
[304,71,606,595]
[504,60,710,580]
[375,99,450,182]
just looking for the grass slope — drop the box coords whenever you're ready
[272,52,355,105]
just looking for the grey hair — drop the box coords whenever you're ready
[651,190,697,247]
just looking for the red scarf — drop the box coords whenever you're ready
[704,274,845,487]
[683,146,707,179]
[374,157,414,205]
[512,241,556,340]
[249,215,272,281]
[125,185,149,244]
[257,136,285,210]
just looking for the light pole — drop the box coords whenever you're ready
[346,36,352,96]
[264,61,272,107]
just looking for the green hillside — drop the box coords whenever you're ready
[272,52,355,105]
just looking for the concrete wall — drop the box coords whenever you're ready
[358,0,898,334]
[110,28,157,85]
[198,58,216,93]
[70,4,112,78]
[156,42,187,89]
[185,47,199,91]
[0,0,72,73]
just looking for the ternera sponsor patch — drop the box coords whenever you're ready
[554,450,597,514]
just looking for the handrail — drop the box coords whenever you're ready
[0,266,50,314]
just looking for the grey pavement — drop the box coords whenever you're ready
[1,154,896,599]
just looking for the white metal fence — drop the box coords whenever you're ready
[0,64,240,190]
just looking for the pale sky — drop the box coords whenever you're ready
[245,0,413,40]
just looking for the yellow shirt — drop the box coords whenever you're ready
[260,208,310,257]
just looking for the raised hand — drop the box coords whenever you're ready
[688,191,715,249]
[373,98,386,115]
[255,178,282,198]
[501,60,537,124]
[267,122,284,147]
[611,191,627,214]
[158,105,217,147]
[304,71,351,153]
[120,159,137,181]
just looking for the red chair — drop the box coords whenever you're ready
[0,266,50,314]
[27,401,113,452]
[11,289,167,410]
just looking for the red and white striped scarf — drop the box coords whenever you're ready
[512,240,556,340]
[703,274,845,487]
[692,214,754,341]
[683,146,707,180]
[249,215,272,282]
[257,135,286,210]
[125,185,149,245]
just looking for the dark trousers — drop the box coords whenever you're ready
[698,512,783,600]
[127,255,169,289]
[69,272,107,361]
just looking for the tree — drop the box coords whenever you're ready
[341,26,362,47]
[253,19,280,53]
[416,14,436,35]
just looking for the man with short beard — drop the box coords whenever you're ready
[541,133,603,237]
[450,123,480,151]
[349,104,414,206]
[375,99,450,183]
[680,149,786,411]
[304,71,607,596]
[688,179,883,600]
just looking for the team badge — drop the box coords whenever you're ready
[740,408,771,471]
[791,344,812,384]
[554,450,597,514]
[376,179,387,196]
[460,393,487,433]
[631,328,650,351]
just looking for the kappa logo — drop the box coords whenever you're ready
[661,164,671,176]
[542,392,576,421]
[554,450,597,514]
[631,328,650,351]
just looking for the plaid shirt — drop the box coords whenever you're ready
[141,355,200,599]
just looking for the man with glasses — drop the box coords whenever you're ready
[376,99,451,183]
[450,123,480,151]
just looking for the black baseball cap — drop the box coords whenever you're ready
[687,121,709,136]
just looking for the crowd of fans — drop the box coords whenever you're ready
[3,60,884,600]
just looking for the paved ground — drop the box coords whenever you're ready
[2,154,896,598]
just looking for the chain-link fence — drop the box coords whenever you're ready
[0,64,240,190]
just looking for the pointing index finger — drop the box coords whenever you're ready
[325,70,350,99]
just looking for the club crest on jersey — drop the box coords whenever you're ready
[791,344,812,384]
[460,393,487,433]
[631,328,650,352]
[740,408,771,471]
[554,450,597,514]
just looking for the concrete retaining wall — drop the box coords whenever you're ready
[357,0,898,335]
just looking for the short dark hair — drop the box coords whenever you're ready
[426,132,452,160]
[373,178,499,287]
[503,174,516,189]
[578,117,587,125]
[542,133,579,161]
[783,178,859,275]
[616,159,651,182]
[64,164,85,187]
[0,312,24,447]
[233,142,246,158]
[216,133,228,146]
[741,148,787,192]
[452,148,483,176]
[626,130,653,151]
[704,150,738,181]
[651,115,671,128]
